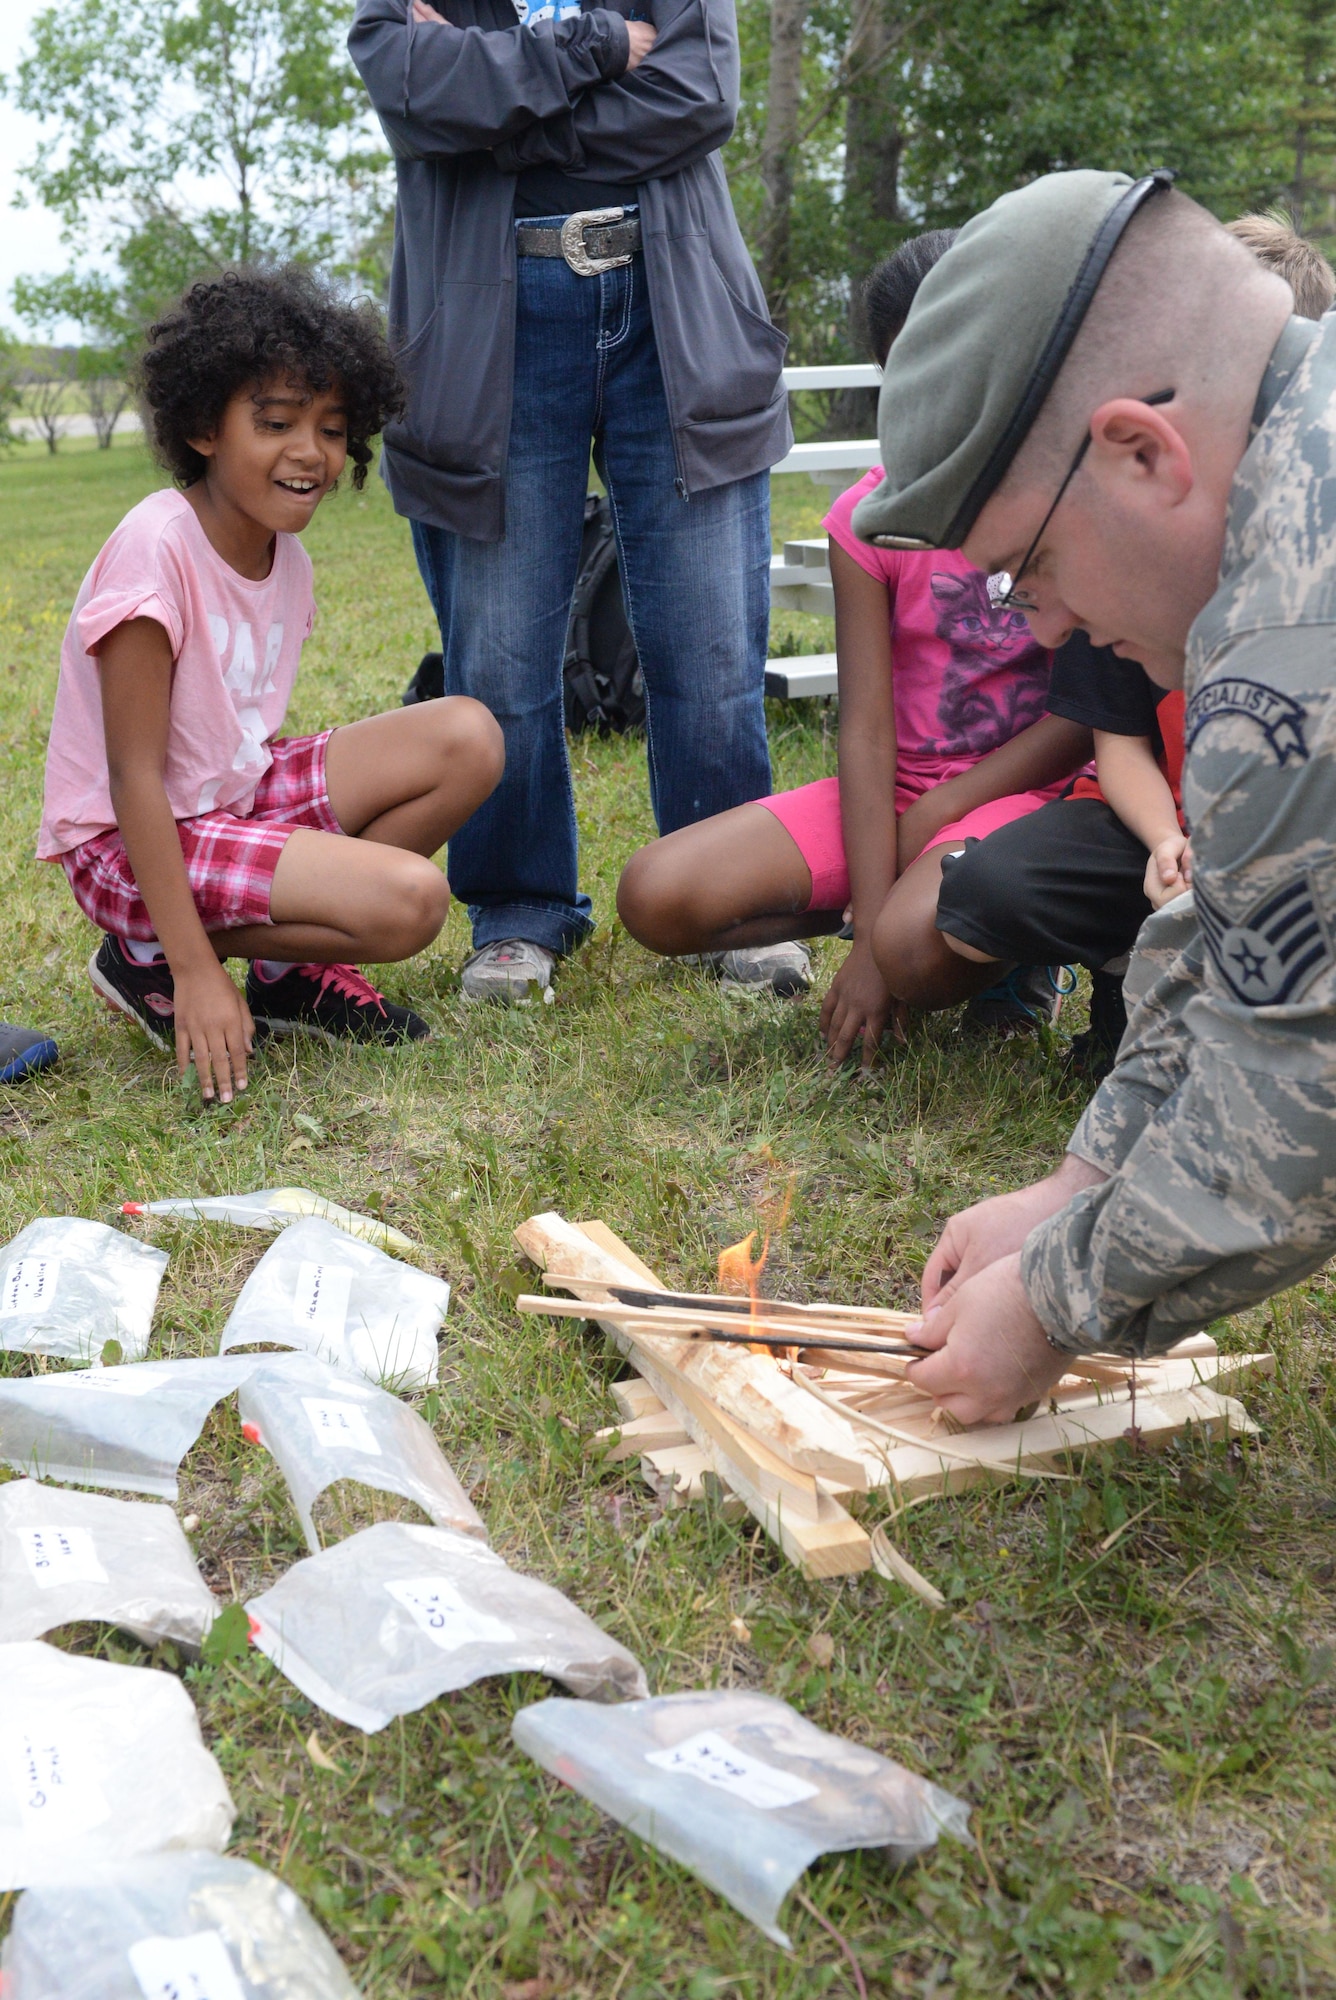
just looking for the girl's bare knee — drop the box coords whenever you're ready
[617,846,691,954]
[382,856,450,956]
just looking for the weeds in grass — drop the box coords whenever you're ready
[0,438,1331,1995]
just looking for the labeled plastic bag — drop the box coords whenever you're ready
[0,1480,219,1652]
[238,1352,486,1553]
[512,1690,971,1946]
[123,1185,417,1253]
[0,1641,234,1888]
[219,1217,446,1389]
[1,1850,360,1999]
[0,1218,167,1364]
[0,1355,261,1498]
[247,1520,647,1731]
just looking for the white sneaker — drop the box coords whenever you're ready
[460,939,556,1005]
[715,942,812,997]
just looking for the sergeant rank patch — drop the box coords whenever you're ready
[1185,677,1308,764]
[1195,871,1332,1006]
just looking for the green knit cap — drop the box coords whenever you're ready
[851,168,1175,550]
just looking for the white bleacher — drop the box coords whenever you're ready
[766,363,880,699]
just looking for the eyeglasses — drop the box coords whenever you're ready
[993,388,1177,610]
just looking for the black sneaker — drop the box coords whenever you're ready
[0,1024,58,1084]
[245,962,430,1045]
[88,936,176,1050]
[1063,968,1128,1084]
[962,964,1070,1035]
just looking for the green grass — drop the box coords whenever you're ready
[0,438,1333,1998]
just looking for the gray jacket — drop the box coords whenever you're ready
[349,0,792,540]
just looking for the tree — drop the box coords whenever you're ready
[6,0,392,335]
[757,0,812,331]
[14,347,77,456]
[13,274,138,450]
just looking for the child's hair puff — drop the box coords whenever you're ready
[139,264,406,490]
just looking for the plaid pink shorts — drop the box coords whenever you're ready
[61,731,342,941]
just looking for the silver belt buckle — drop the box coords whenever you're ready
[560,206,632,276]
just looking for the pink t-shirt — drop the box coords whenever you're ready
[824,467,1053,800]
[39,488,315,858]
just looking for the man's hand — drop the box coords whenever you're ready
[412,1,446,20]
[624,19,657,65]
[818,937,906,1070]
[173,962,254,1106]
[1144,831,1192,910]
[907,1253,1068,1425]
[921,1153,1109,1311]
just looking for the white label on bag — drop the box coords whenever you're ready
[301,1395,381,1455]
[4,1714,111,1838]
[129,1930,246,2000]
[70,1367,167,1396]
[17,1524,109,1589]
[385,1575,515,1649]
[293,1261,353,1338]
[645,1730,820,1810]
[0,1256,60,1316]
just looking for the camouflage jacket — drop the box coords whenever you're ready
[1023,314,1336,1354]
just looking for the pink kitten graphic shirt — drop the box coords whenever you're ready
[39,489,314,858]
[824,466,1052,799]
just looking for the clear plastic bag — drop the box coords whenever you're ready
[0,1219,168,1364]
[0,1640,234,1889]
[0,1479,219,1652]
[0,1356,261,1498]
[238,1352,486,1553]
[512,1690,971,1946]
[247,1520,648,1732]
[123,1185,417,1253]
[219,1218,447,1390]
[2,1850,360,1999]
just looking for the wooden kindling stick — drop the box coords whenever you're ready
[547,1276,921,1334]
[514,1293,924,1357]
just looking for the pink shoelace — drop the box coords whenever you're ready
[296,962,388,1018]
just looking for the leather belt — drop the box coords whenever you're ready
[515,207,640,276]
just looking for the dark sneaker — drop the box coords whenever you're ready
[245,962,430,1045]
[0,1024,58,1084]
[1063,968,1128,1084]
[962,964,1070,1036]
[88,936,176,1050]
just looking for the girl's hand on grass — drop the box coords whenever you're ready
[174,963,254,1105]
[1144,831,1192,910]
[819,937,905,1070]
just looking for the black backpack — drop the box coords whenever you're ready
[402,495,646,735]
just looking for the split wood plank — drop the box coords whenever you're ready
[516,1213,872,1577]
[594,1409,691,1462]
[516,1213,869,1489]
[868,1384,1257,1501]
[641,1442,713,1504]
[609,1377,666,1424]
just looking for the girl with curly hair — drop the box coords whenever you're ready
[39,266,503,1102]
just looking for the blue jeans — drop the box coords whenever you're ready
[411,230,772,956]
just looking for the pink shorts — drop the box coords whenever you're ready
[61,731,342,941]
[758,774,1057,913]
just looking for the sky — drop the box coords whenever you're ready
[1,0,81,340]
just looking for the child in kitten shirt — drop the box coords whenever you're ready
[616,234,1093,1066]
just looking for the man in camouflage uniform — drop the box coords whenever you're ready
[848,168,1336,1423]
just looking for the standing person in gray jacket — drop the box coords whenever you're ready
[349,0,800,1002]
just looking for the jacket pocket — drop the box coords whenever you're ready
[385,280,512,479]
[650,229,787,428]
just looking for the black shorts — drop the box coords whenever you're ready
[934,796,1153,970]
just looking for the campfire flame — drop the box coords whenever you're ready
[717,1172,798,1357]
